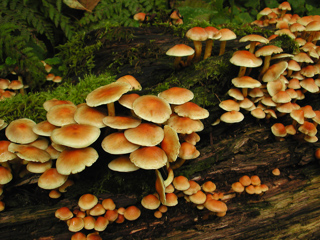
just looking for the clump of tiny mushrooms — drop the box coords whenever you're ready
[213,1,320,144]
[0,75,210,213]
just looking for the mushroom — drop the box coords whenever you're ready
[133,12,146,26]
[51,123,100,149]
[5,118,38,144]
[74,104,108,128]
[56,147,99,175]
[218,28,237,56]
[130,146,167,170]
[141,194,161,210]
[158,87,194,105]
[46,104,77,126]
[101,132,139,154]
[255,45,283,77]
[38,168,68,190]
[278,2,291,18]
[124,122,164,147]
[124,206,141,221]
[185,27,208,62]
[86,81,131,116]
[132,95,172,124]
[239,34,269,54]
[229,50,262,78]
[203,26,221,59]
[68,217,85,233]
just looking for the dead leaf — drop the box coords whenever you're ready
[79,0,101,11]
[63,0,92,12]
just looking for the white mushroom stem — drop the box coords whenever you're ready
[219,41,227,56]
[193,41,203,62]
[203,39,214,60]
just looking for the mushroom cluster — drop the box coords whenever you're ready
[102,85,209,206]
[0,78,26,101]
[166,26,236,69]
[215,1,320,143]
[55,175,231,237]
[0,75,209,213]
[42,60,63,83]
[231,175,269,195]
[55,193,140,239]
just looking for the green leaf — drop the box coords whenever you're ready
[5,57,16,65]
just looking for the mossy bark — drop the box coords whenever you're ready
[1,123,320,240]
[1,27,320,240]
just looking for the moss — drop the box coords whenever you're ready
[270,34,299,54]
[0,72,116,123]
[175,156,216,179]
[147,52,234,108]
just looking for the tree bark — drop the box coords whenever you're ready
[1,27,320,240]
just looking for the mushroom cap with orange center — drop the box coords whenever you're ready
[158,87,194,105]
[230,50,262,68]
[38,168,68,190]
[102,132,139,155]
[130,146,167,170]
[56,147,99,175]
[299,121,317,136]
[271,123,287,137]
[5,118,38,144]
[51,124,100,149]
[173,102,209,120]
[46,104,77,126]
[186,27,208,41]
[262,61,288,82]
[0,140,17,163]
[0,166,13,184]
[124,206,141,221]
[166,114,204,134]
[86,82,131,107]
[220,111,244,123]
[78,193,98,210]
[74,104,108,128]
[141,194,161,210]
[133,95,172,124]
[124,123,164,146]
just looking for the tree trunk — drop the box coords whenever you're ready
[1,27,320,240]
